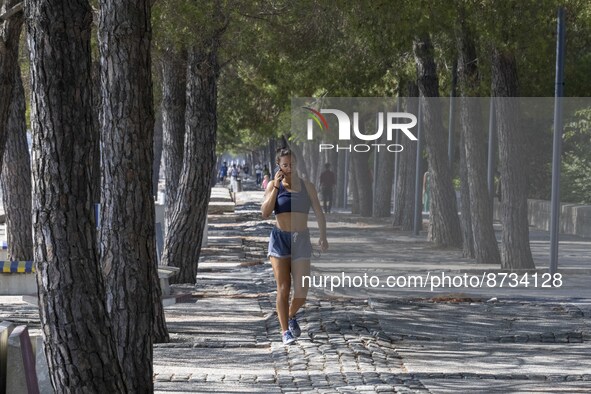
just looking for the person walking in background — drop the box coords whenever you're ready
[219,161,228,184]
[422,170,431,213]
[255,162,263,186]
[262,174,270,189]
[319,163,336,214]
[261,147,328,345]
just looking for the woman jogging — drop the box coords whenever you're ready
[261,147,328,345]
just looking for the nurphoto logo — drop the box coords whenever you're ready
[303,106,418,153]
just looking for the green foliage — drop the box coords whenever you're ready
[150,0,591,202]
[561,108,591,203]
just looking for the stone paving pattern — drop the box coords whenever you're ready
[1,180,591,393]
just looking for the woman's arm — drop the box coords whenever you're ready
[261,181,278,219]
[261,169,285,218]
[306,181,329,251]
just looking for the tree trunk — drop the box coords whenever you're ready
[153,109,164,198]
[98,0,165,388]
[162,45,219,283]
[91,60,101,204]
[373,132,395,217]
[350,160,359,214]
[26,0,126,391]
[290,140,309,181]
[162,49,187,234]
[301,140,313,181]
[459,133,475,258]
[352,137,372,217]
[456,21,501,264]
[0,0,22,171]
[393,85,419,231]
[336,150,346,208]
[1,65,33,261]
[491,48,535,270]
[309,141,320,186]
[413,35,462,248]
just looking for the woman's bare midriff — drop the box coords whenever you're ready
[275,212,309,232]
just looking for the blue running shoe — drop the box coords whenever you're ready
[288,316,301,337]
[282,330,296,345]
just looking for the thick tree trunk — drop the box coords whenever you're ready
[336,151,346,208]
[26,1,125,391]
[162,45,219,283]
[162,49,187,234]
[153,109,164,197]
[0,0,22,171]
[352,139,372,217]
[301,140,313,181]
[289,140,308,181]
[90,60,101,204]
[373,132,395,217]
[491,49,535,270]
[1,66,33,261]
[456,23,501,264]
[98,0,166,388]
[413,35,462,248]
[350,160,359,214]
[459,134,475,258]
[309,141,320,186]
[393,85,419,230]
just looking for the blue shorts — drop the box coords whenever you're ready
[268,227,312,262]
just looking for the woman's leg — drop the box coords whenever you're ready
[289,259,311,318]
[270,256,291,332]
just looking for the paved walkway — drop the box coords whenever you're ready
[153,182,591,393]
[1,180,590,393]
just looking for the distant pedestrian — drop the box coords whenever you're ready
[261,174,270,190]
[255,163,263,186]
[319,163,336,214]
[219,161,228,183]
[261,147,328,345]
[229,164,240,199]
[422,170,431,213]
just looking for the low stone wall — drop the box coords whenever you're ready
[494,199,591,238]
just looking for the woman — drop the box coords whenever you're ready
[261,148,328,345]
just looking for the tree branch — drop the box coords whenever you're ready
[0,2,23,21]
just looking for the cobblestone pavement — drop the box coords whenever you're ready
[2,181,591,393]
[153,183,591,393]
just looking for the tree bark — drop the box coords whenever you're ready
[373,132,395,217]
[1,64,33,261]
[98,0,166,388]
[352,145,372,217]
[153,109,164,198]
[491,48,535,270]
[413,35,462,247]
[26,0,126,391]
[90,60,101,204]
[393,85,419,231]
[161,48,187,234]
[350,159,359,214]
[162,45,219,283]
[335,150,346,208]
[0,0,22,171]
[459,133,475,258]
[456,20,501,264]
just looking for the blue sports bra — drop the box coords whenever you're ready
[274,181,311,214]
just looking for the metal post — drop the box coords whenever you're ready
[413,99,423,236]
[343,150,349,209]
[393,96,401,211]
[372,114,379,209]
[487,98,496,203]
[550,7,566,275]
[448,61,457,167]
